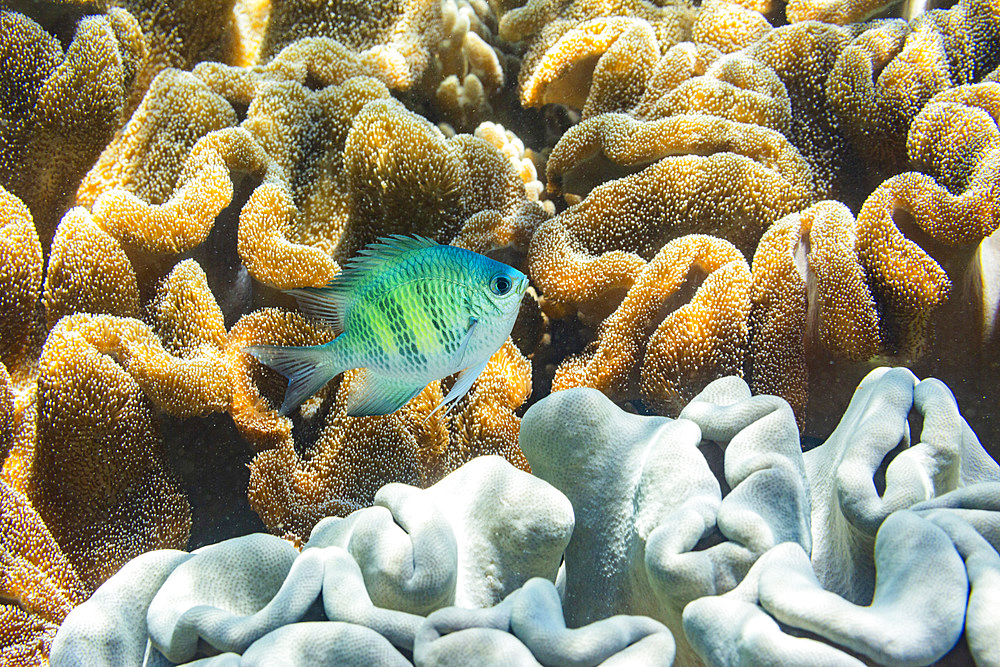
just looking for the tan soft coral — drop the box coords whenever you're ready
[226,308,337,450]
[78,71,374,286]
[552,234,752,414]
[17,259,231,588]
[748,21,861,203]
[532,113,812,316]
[0,188,43,366]
[849,83,999,359]
[260,0,444,89]
[827,0,1000,184]
[78,65,545,291]
[41,283,229,418]
[473,122,546,203]
[691,0,771,55]
[505,1,694,113]
[787,0,901,25]
[826,20,948,183]
[0,6,146,247]
[27,315,191,589]
[749,201,879,423]
[506,0,779,119]
[637,51,791,132]
[76,69,240,217]
[78,80,252,258]
[0,481,87,631]
[907,82,1000,196]
[0,604,55,667]
[857,169,999,356]
[114,0,241,112]
[0,366,13,464]
[417,338,532,478]
[341,98,547,258]
[246,383,423,536]
[245,336,532,538]
[42,207,141,328]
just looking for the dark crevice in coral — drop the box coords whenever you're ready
[161,411,265,549]
[690,524,727,552]
[6,0,104,51]
[906,409,925,448]
[699,440,731,496]
[528,312,595,410]
[289,385,339,459]
[647,268,707,337]
[873,439,908,497]
[191,172,257,329]
[554,152,652,203]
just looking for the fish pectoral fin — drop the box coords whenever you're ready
[346,368,426,417]
[453,316,478,369]
[424,356,491,423]
[244,344,339,416]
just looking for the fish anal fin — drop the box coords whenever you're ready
[345,368,426,417]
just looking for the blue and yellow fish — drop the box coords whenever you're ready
[245,235,528,417]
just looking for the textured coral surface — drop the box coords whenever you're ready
[2,0,1000,663]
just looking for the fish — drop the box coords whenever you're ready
[244,234,529,418]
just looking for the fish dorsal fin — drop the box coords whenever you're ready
[346,368,427,417]
[287,236,439,333]
[286,284,351,335]
[347,234,439,272]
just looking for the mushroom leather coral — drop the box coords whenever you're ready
[0,187,43,364]
[20,259,230,590]
[552,234,752,415]
[77,68,545,291]
[0,6,146,247]
[750,201,879,425]
[0,479,87,666]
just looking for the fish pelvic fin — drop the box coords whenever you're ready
[244,343,343,415]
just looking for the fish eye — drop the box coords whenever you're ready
[490,274,513,295]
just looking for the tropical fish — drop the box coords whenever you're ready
[245,234,529,418]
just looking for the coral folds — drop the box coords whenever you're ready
[1,0,1000,663]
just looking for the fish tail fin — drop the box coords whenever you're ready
[244,342,344,415]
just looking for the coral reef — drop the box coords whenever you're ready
[3,0,1000,663]
[76,65,545,290]
[0,5,146,247]
[749,200,880,420]
[0,186,43,366]
[551,234,753,414]
[0,479,87,663]
[50,370,1000,665]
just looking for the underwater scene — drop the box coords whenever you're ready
[1,0,999,664]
